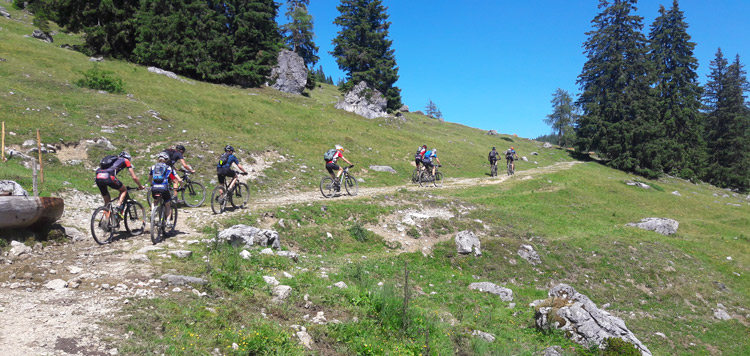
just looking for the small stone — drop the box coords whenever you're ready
[263,276,280,286]
[170,250,192,259]
[44,279,67,290]
[334,281,348,289]
[260,248,274,255]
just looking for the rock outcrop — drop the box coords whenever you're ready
[217,224,281,249]
[468,282,513,301]
[32,29,53,43]
[517,244,541,265]
[335,81,387,119]
[267,50,307,95]
[532,284,652,356]
[455,230,481,256]
[626,218,679,236]
[0,180,29,196]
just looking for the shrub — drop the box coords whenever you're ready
[406,226,420,239]
[602,338,640,356]
[349,223,369,242]
[75,65,125,94]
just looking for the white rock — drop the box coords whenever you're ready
[239,250,252,260]
[264,276,280,286]
[334,281,348,289]
[272,285,292,303]
[44,279,67,290]
[170,250,192,259]
[260,248,274,255]
[67,266,83,274]
[297,331,314,349]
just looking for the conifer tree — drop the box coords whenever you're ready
[331,0,402,112]
[703,49,750,191]
[545,89,577,147]
[51,0,140,58]
[576,0,657,176]
[281,0,319,68]
[647,0,706,179]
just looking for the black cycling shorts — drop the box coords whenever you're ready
[422,159,433,168]
[150,186,172,203]
[489,158,497,165]
[217,167,236,185]
[95,172,123,197]
[415,158,422,166]
[325,162,340,175]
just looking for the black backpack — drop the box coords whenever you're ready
[100,155,118,169]
[489,150,497,159]
[218,152,231,167]
[163,148,176,165]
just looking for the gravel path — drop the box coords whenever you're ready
[0,161,580,355]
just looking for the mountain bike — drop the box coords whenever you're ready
[418,165,443,187]
[146,169,205,208]
[320,165,358,198]
[150,190,178,244]
[210,171,249,214]
[411,166,424,184]
[490,160,498,177]
[507,160,515,176]
[90,187,146,245]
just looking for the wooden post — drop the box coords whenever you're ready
[32,158,38,197]
[37,129,44,183]
[1,121,5,162]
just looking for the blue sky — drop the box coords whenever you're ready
[278,0,749,139]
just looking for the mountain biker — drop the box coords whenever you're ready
[216,145,248,196]
[488,147,499,172]
[94,151,145,217]
[149,152,182,228]
[325,144,353,192]
[421,148,441,177]
[505,146,518,172]
[414,145,427,171]
[163,144,195,201]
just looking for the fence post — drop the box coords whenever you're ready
[32,158,38,196]
[1,121,5,162]
[37,129,44,183]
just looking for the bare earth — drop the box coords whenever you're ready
[0,161,579,355]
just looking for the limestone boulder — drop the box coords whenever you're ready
[267,50,307,95]
[455,230,481,256]
[626,218,679,236]
[335,81,387,119]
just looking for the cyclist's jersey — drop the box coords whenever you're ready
[164,149,184,167]
[96,158,132,179]
[414,148,426,159]
[326,151,343,164]
[505,149,516,160]
[422,150,437,162]
[489,150,498,160]
[149,164,177,190]
[217,153,239,169]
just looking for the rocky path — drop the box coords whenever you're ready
[0,161,580,355]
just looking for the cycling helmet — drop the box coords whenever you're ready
[119,151,131,160]
[335,144,344,151]
[224,145,234,152]
[175,144,185,152]
[492,147,496,150]
[510,146,514,150]
[156,152,169,161]
[422,145,427,149]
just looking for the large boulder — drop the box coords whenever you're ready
[267,50,307,95]
[487,130,499,135]
[335,81,387,119]
[532,284,652,356]
[0,180,29,196]
[217,224,281,249]
[626,218,679,236]
[455,230,481,256]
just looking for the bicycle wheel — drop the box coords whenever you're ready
[150,204,164,244]
[181,182,206,207]
[167,203,178,234]
[90,206,114,245]
[211,186,226,214]
[344,174,359,196]
[411,169,419,184]
[230,183,249,209]
[491,163,497,177]
[320,176,335,198]
[124,201,146,236]
[145,187,152,207]
[418,171,429,187]
[434,172,444,187]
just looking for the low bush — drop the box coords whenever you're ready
[75,64,125,94]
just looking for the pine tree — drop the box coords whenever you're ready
[281,0,319,68]
[51,0,140,58]
[647,0,706,179]
[545,89,577,147]
[425,99,443,121]
[576,0,657,176]
[703,49,750,191]
[331,0,402,112]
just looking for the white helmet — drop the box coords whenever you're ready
[157,152,169,161]
[335,144,344,151]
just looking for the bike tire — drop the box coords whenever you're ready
[344,174,359,196]
[230,183,249,209]
[150,204,164,244]
[411,169,419,184]
[491,163,497,177]
[507,163,513,176]
[320,177,335,198]
[124,201,146,236]
[90,206,113,245]
[168,203,178,235]
[145,187,152,207]
[434,172,444,187]
[418,171,429,187]
[181,182,206,207]
[211,186,226,214]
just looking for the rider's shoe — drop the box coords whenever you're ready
[166,223,174,230]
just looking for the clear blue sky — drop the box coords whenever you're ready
[278,0,749,139]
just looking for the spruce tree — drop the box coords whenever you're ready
[703,49,750,191]
[331,0,402,112]
[545,89,577,147]
[576,0,657,176]
[282,0,319,68]
[647,0,706,179]
[51,0,140,58]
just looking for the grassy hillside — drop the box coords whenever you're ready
[2,10,749,356]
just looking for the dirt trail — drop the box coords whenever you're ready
[0,160,580,355]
